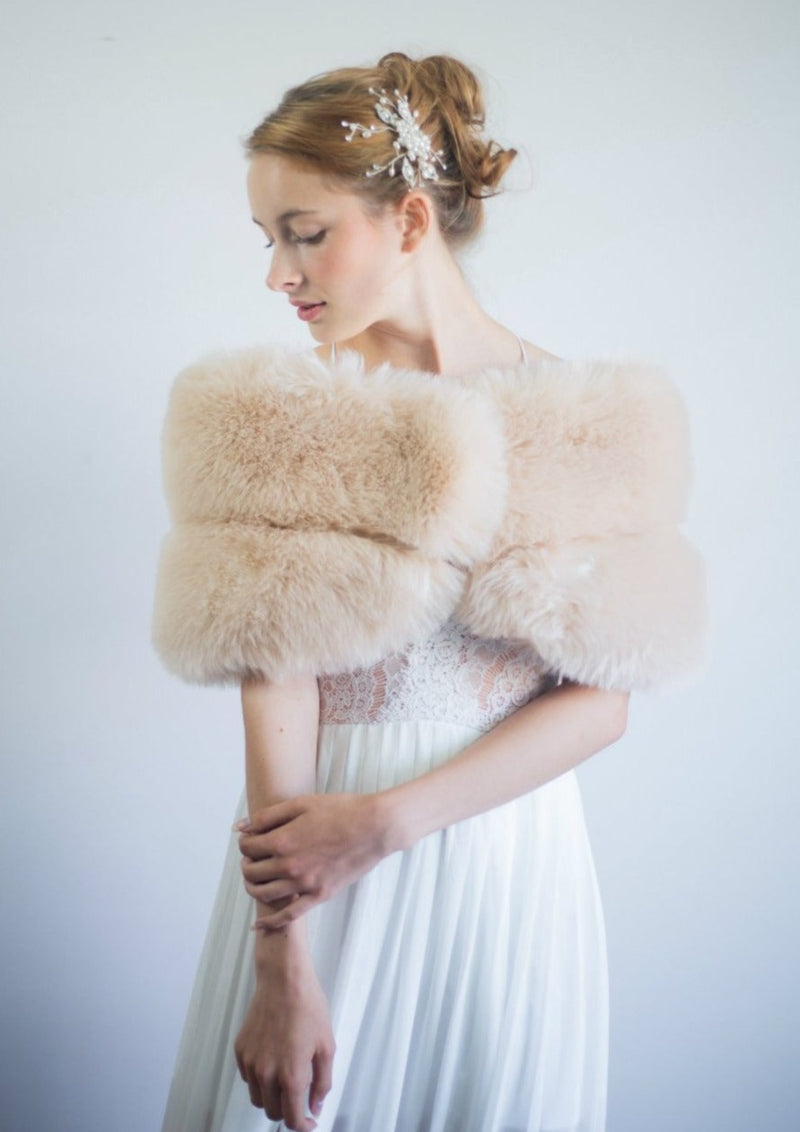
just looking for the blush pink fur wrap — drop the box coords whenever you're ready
[151,344,707,691]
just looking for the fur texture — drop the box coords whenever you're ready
[456,356,706,688]
[152,344,707,690]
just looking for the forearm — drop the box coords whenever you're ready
[241,673,320,810]
[240,673,320,970]
[238,677,629,933]
[382,680,629,852]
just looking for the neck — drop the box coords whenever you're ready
[334,236,523,377]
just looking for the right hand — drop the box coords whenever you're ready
[237,791,391,929]
[234,963,335,1130]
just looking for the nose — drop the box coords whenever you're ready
[266,244,303,293]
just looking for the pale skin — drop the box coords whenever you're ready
[233,152,630,1131]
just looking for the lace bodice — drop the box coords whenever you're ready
[318,618,556,731]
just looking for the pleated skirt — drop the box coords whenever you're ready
[161,719,608,1132]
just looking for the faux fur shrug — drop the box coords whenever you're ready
[151,344,707,691]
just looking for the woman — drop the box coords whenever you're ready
[153,52,705,1132]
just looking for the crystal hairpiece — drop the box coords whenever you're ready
[341,88,447,190]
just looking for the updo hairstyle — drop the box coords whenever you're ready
[244,52,517,249]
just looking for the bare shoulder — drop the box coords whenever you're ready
[521,339,562,363]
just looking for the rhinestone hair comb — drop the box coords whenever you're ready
[342,88,447,189]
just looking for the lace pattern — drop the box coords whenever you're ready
[319,618,556,730]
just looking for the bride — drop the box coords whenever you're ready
[153,50,705,1132]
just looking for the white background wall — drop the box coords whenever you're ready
[1,1,797,1129]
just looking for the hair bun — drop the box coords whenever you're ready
[246,52,517,249]
[377,52,516,202]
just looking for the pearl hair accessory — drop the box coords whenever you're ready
[342,88,447,189]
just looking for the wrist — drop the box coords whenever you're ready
[253,913,311,981]
[375,782,420,855]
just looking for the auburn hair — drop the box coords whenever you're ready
[244,52,517,249]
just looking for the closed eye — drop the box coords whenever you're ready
[263,230,326,251]
[292,230,326,245]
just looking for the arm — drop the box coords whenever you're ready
[386,680,628,848]
[232,673,334,1132]
[238,679,629,929]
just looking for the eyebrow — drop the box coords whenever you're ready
[251,209,320,227]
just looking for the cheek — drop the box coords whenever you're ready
[316,244,352,281]
[323,228,392,291]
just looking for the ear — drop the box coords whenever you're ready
[398,191,433,251]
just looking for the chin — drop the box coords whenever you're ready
[306,322,335,344]
[307,311,374,347]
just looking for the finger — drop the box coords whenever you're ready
[261,1079,284,1121]
[243,877,302,903]
[309,1048,333,1117]
[244,1067,264,1111]
[281,1082,316,1132]
[255,894,318,930]
[249,895,300,933]
[240,856,286,883]
[240,798,305,835]
[238,828,289,861]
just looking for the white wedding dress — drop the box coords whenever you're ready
[160,618,609,1132]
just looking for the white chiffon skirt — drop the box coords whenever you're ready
[161,718,609,1132]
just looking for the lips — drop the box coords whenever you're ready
[293,301,326,322]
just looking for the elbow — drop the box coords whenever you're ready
[559,680,630,747]
[605,689,630,745]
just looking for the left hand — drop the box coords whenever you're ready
[237,792,389,929]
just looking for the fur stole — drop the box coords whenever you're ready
[151,344,707,691]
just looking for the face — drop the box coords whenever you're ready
[246,154,409,343]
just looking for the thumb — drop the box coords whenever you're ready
[309,1047,333,1117]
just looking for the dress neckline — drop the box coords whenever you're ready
[329,335,529,368]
